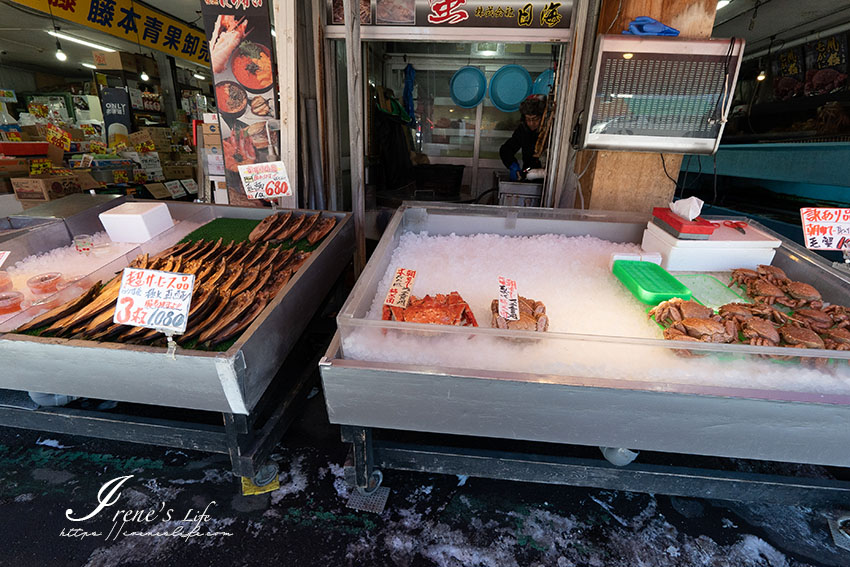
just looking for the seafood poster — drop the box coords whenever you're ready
[800,207,850,251]
[200,0,279,208]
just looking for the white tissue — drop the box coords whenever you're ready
[669,196,704,221]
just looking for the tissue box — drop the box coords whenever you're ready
[98,202,174,243]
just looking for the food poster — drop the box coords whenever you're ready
[771,46,805,101]
[200,0,279,208]
[803,33,848,96]
[101,88,132,148]
[327,0,570,28]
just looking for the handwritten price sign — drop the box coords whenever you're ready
[497,276,519,320]
[800,207,850,250]
[46,123,71,151]
[113,268,195,334]
[384,267,416,308]
[237,161,292,200]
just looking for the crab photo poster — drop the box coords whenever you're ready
[201,0,279,207]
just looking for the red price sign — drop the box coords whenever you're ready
[90,141,108,154]
[800,207,850,250]
[384,267,417,308]
[113,268,195,334]
[497,276,519,320]
[46,123,71,151]
[237,161,292,200]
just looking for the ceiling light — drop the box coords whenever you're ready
[717,0,730,8]
[756,70,766,81]
[81,62,97,69]
[55,40,66,61]
[193,73,205,80]
[47,30,116,52]
[140,71,149,81]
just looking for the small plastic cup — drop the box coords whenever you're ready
[0,271,11,293]
[74,234,93,254]
[31,293,63,310]
[0,291,24,315]
[56,274,91,291]
[27,272,63,295]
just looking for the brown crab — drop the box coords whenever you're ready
[741,319,780,347]
[779,324,825,349]
[728,268,760,288]
[490,296,548,332]
[757,264,791,285]
[663,317,737,343]
[649,298,715,326]
[790,308,834,332]
[780,281,823,310]
[747,278,791,306]
[382,292,478,327]
[824,305,850,328]
[823,326,850,352]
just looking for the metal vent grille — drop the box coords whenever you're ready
[583,36,745,154]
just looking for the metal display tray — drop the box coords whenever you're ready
[0,199,354,416]
[320,202,850,468]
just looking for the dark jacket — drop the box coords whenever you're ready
[499,122,541,170]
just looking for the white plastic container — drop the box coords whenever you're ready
[98,202,174,243]
[641,221,781,272]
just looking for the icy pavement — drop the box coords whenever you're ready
[0,427,846,567]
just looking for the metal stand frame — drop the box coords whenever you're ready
[341,426,850,506]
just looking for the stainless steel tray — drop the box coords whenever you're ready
[0,199,354,415]
[320,202,850,468]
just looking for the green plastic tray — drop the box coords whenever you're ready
[674,274,750,310]
[612,260,692,304]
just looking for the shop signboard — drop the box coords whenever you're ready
[800,207,850,251]
[113,268,195,334]
[200,0,279,207]
[101,88,132,148]
[326,0,571,35]
[9,0,209,67]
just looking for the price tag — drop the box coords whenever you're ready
[81,123,97,136]
[29,158,52,175]
[6,131,21,141]
[113,170,129,184]
[497,276,520,321]
[45,123,71,151]
[133,169,148,183]
[237,161,292,200]
[384,267,416,308]
[27,103,48,118]
[113,268,195,334]
[180,178,198,195]
[801,208,850,251]
[79,154,94,168]
[0,251,9,268]
[111,140,128,152]
[90,141,107,154]
[164,180,186,198]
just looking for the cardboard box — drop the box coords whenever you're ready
[202,133,222,148]
[11,175,83,201]
[0,158,29,176]
[92,50,137,73]
[0,141,64,165]
[201,123,220,135]
[161,165,195,180]
[0,179,13,194]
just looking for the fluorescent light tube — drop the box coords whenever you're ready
[47,30,116,52]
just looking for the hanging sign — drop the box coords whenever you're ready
[800,208,850,251]
[237,161,291,200]
[9,0,209,66]
[200,0,279,207]
[497,276,519,320]
[45,123,72,151]
[113,268,195,334]
[384,267,416,308]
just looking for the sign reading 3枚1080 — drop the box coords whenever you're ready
[113,268,195,334]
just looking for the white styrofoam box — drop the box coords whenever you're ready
[98,202,174,243]
[641,221,781,271]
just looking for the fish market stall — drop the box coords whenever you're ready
[0,199,353,479]
[319,202,850,503]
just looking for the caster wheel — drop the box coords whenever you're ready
[252,462,280,487]
[356,469,383,496]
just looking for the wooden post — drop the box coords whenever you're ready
[577,0,718,213]
[273,0,299,209]
[343,0,366,275]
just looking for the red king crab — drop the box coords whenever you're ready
[224,127,257,173]
[780,281,823,310]
[648,298,715,326]
[490,296,548,332]
[663,318,737,343]
[382,292,478,327]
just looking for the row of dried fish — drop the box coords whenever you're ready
[16,234,314,348]
[248,211,336,245]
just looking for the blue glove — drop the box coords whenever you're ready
[622,16,679,36]
[509,162,521,181]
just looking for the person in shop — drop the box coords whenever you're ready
[499,95,546,181]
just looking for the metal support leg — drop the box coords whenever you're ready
[223,413,254,478]
[341,425,382,494]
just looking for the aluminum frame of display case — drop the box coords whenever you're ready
[319,202,850,504]
[0,199,354,479]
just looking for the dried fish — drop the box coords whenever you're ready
[248,214,278,243]
[289,213,321,242]
[16,282,102,332]
[306,216,337,245]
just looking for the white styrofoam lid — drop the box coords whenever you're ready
[646,221,782,249]
[99,202,170,217]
